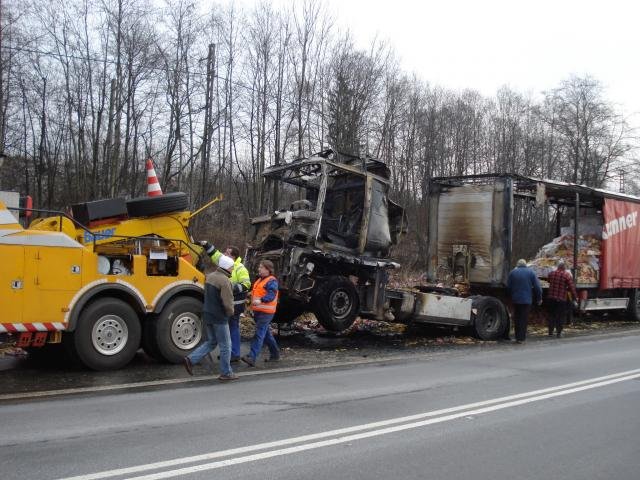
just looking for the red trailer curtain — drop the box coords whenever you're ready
[600,198,640,289]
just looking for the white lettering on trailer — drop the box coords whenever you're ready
[602,210,638,240]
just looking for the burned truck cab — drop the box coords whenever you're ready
[246,150,404,331]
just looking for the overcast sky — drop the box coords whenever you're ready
[260,0,639,123]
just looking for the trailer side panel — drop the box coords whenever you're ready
[601,198,640,289]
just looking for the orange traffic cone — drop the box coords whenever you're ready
[146,159,163,197]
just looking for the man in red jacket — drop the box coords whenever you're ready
[546,260,578,338]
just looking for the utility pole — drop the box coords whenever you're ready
[0,0,5,157]
[200,43,215,205]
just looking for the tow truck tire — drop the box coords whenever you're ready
[74,298,142,371]
[141,319,163,361]
[472,296,508,340]
[126,192,189,218]
[313,276,359,332]
[627,289,640,321]
[154,297,203,363]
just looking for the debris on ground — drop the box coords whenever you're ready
[0,345,27,357]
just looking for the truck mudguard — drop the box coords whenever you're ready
[151,282,204,313]
[66,281,147,331]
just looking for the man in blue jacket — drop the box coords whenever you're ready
[507,258,543,344]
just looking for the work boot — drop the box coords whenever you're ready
[241,355,255,367]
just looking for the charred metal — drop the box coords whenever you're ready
[245,149,405,331]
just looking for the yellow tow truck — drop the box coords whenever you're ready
[0,197,213,370]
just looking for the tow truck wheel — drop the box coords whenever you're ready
[472,296,508,340]
[313,276,359,332]
[141,319,163,361]
[74,298,142,371]
[154,297,203,363]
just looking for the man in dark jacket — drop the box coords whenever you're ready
[507,258,543,344]
[183,255,237,381]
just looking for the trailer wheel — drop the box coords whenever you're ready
[313,276,359,332]
[74,298,141,371]
[627,289,640,321]
[472,296,508,340]
[126,192,189,218]
[154,297,203,363]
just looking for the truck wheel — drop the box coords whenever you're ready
[141,319,163,361]
[313,276,359,332]
[154,297,203,363]
[472,296,508,341]
[74,298,141,371]
[627,289,640,321]
[126,192,189,217]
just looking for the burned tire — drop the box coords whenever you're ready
[313,276,359,332]
[73,298,141,371]
[154,297,203,363]
[472,296,508,341]
[627,289,640,321]
[126,192,189,218]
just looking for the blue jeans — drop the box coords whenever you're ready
[229,312,241,358]
[248,312,279,361]
[188,314,233,376]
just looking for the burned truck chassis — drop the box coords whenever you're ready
[246,243,394,331]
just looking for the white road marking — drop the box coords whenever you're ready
[58,368,640,480]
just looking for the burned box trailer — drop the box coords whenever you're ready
[426,174,640,323]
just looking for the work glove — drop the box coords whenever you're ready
[572,300,579,310]
[198,240,215,255]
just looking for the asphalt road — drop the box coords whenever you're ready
[1,331,639,480]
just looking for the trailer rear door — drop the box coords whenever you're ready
[427,178,512,286]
